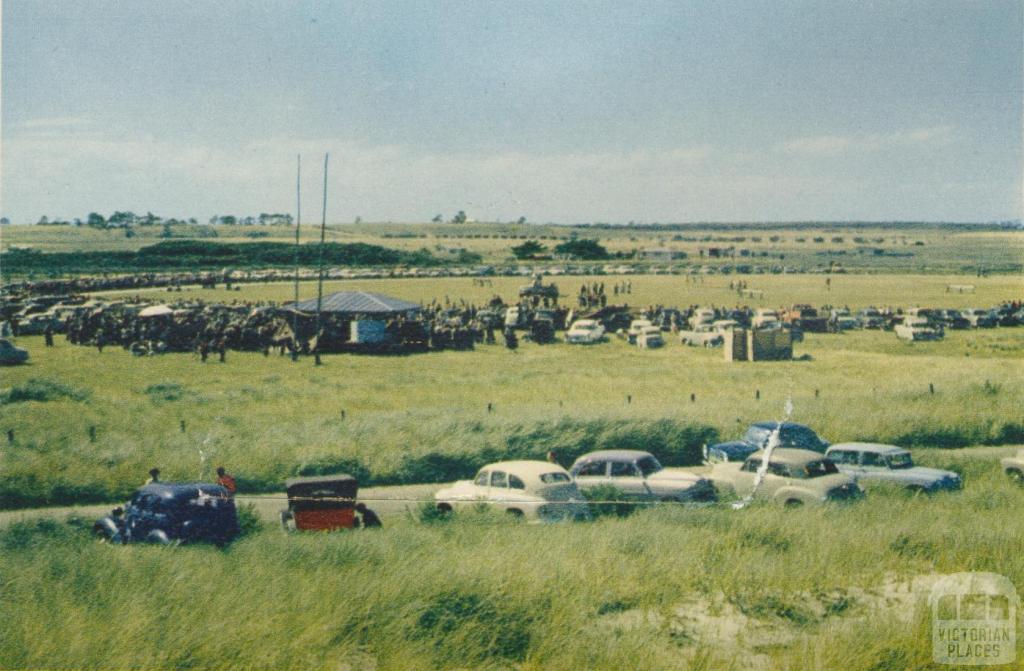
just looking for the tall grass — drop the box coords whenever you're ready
[1,329,1022,507]
[2,457,1022,670]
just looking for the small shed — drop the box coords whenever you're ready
[724,328,793,362]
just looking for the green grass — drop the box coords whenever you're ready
[1,326,1022,508]
[4,221,1023,273]
[2,452,1022,670]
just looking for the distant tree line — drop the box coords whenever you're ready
[20,211,295,229]
[4,240,480,275]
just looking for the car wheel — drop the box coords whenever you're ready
[436,503,453,514]
[506,509,524,519]
[1008,469,1024,485]
[784,499,803,508]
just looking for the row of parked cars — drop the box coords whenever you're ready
[93,431,1023,545]
[433,422,971,520]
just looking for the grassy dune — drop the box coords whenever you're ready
[1,326,1021,507]
[2,449,1022,670]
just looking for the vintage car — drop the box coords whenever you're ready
[856,307,886,329]
[636,326,664,348]
[569,450,716,502]
[960,308,999,328]
[1001,450,1024,484]
[709,448,863,506]
[825,443,961,492]
[895,316,943,341]
[751,308,781,329]
[688,308,716,329]
[0,338,29,365]
[678,323,724,347]
[627,319,654,344]
[15,313,58,335]
[934,309,971,330]
[705,421,830,463]
[783,305,829,333]
[434,461,590,522]
[565,319,605,344]
[280,475,359,531]
[93,483,240,545]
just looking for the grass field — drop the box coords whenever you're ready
[4,221,1023,273]
[105,271,1024,313]
[2,228,1023,669]
[2,447,1023,670]
[1,316,1022,507]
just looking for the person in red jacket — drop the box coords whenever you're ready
[215,466,237,495]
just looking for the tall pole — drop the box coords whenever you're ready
[291,154,301,361]
[314,153,329,365]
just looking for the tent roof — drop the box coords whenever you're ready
[288,291,420,315]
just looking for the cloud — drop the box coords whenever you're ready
[777,126,957,155]
[17,116,92,129]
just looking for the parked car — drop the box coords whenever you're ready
[627,319,654,344]
[280,475,359,531]
[856,307,886,329]
[960,308,999,328]
[689,308,716,329]
[0,338,29,365]
[709,448,863,506]
[569,450,717,503]
[93,483,240,545]
[565,319,605,344]
[751,308,781,329]
[825,443,961,492]
[678,323,724,347]
[16,313,57,335]
[895,316,943,341]
[705,422,830,463]
[1001,450,1024,485]
[636,326,664,348]
[934,309,970,330]
[434,461,590,522]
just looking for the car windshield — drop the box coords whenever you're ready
[539,472,570,484]
[802,460,839,478]
[886,452,914,469]
[636,456,662,476]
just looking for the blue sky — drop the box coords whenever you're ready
[2,1,1021,224]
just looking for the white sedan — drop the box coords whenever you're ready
[565,319,605,344]
[434,461,591,522]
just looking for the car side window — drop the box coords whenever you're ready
[768,463,789,477]
[490,471,508,488]
[474,471,489,486]
[830,450,854,465]
[741,458,762,473]
[508,474,525,490]
[861,452,882,467]
[610,461,636,477]
[576,461,607,477]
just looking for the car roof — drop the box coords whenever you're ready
[138,482,231,498]
[746,448,827,465]
[749,421,813,431]
[479,460,570,476]
[828,443,907,455]
[572,450,654,463]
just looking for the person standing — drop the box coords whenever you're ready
[215,467,237,495]
[145,468,161,485]
[355,503,382,528]
[44,324,54,347]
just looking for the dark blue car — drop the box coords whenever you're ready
[93,483,240,546]
[705,422,830,463]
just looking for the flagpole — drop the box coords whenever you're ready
[292,154,301,361]
[314,153,329,365]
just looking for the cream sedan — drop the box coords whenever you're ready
[434,461,591,521]
[709,448,863,506]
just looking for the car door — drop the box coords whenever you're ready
[489,470,510,508]
[733,458,761,497]
[828,450,860,478]
[471,470,490,501]
[608,460,648,498]
[574,460,609,490]
[859,451,887,481]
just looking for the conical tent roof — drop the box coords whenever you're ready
[287,291,420,315]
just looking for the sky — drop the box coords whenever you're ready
[2,1,1021,224]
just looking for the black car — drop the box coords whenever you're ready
[705,422,830,463]
[94,483,240,545]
